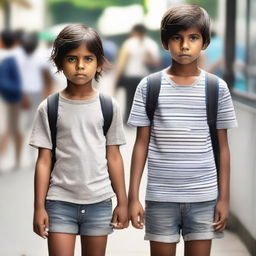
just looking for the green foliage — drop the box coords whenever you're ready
[47,0,145,9]
[186,0,218,19]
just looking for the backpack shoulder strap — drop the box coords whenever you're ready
[205,72,220,172]
[146,71,162,123]
[47,92,59,164]
[99,93,113,136]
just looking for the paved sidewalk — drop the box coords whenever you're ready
[0,127,251,255]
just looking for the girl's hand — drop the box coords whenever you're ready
[213,199,229,232]
[111,204,129,229]
[33,208,49,239]
[128,200,144,229]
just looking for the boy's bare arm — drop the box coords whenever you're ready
[33,148,52,238]
[107,145,128,229]
[214,129,230,232]
[128,126,150,228]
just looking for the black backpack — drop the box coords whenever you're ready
[47,93,113,165]
[146,71,220,172]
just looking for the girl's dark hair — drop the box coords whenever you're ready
[160,4,211,49]
[51,23,105,81]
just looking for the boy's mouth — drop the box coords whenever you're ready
[179,54,191,57]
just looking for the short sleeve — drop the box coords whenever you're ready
[29,99,52,149]
[127,77,151,127]
[106,98,126,146]
[216,79,238,129]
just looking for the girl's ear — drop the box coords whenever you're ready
[97,66,102,73]
[163,42,169,50]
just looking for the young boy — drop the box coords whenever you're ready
[128,4,237,256]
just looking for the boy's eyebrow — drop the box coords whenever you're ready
[65,54,95,57]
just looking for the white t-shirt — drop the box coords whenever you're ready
[128,69,237,203]
[20,49,49,94]
[123,36,159,77]
[30,93,126,204]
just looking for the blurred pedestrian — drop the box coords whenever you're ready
[29,24,128,256]
[114,24,160,122]
[20,32,53,129]
[0,30,23,171]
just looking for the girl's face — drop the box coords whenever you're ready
[166,27,206,65]
[62,43,101,86]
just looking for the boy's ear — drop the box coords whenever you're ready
[202,43,209,50]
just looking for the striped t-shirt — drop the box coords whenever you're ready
[128,69,237,203]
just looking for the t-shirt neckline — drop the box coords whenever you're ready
[162,69,204,88]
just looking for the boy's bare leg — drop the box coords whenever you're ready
[80,236,108,256]
[150,241,176,256]
[48,233,76,256]
[184,240,212,256]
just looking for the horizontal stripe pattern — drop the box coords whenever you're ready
[128,70,237,203]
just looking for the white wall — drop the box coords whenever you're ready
[229,101,256,239]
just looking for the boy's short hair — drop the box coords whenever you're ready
[51,23,105,81]
[161,4,211,49]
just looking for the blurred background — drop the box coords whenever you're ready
[0,0,255,255]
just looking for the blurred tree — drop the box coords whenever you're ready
[186,0,218,19]
[47,0,145,9]
[47,0,146,29]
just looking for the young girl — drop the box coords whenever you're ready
[30,24,128,256]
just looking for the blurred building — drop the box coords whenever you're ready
[0,0,46,31]
[223,1,256,255]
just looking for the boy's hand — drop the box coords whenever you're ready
[33,208,49,239]
[213,199,229,232]
[128,200,144,229]
[111,204,129,229]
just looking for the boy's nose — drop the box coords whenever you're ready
[181,40,189,51]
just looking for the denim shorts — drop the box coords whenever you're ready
[45,199,113,236]
[145,200,223,243]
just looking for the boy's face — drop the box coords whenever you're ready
[165,27,206,65]
[62,43,101,86]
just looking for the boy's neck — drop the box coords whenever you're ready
[168,62,201,77]
[166,63,201,85]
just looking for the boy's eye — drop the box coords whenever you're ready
[171,35,181,41]
[67,56,76,62]
[190,35,199,41]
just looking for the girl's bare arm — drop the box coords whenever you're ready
[107,145,128,229]
[33,148,52,238]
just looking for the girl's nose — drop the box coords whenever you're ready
[77,59,85,69]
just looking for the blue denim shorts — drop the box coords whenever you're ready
[145,200,223,243]
[45,199,113,236]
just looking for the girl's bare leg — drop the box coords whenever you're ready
[80,235,108,256]
[48,232,76,256]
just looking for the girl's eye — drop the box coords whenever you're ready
[85,57,93,62]
[67,57,76,62]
